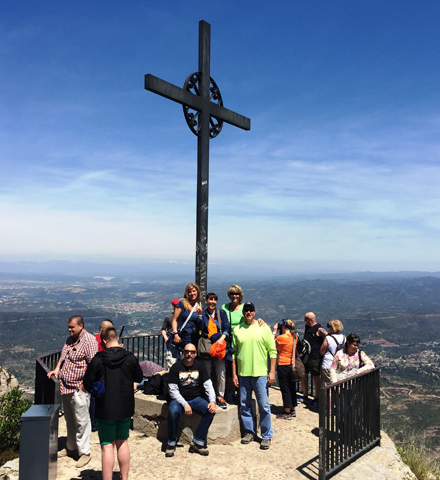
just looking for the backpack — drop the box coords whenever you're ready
[328,334,346,356]
[298,338,311,365]
[143,372,169,397]
[90,355,106,399]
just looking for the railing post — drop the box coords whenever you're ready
[318,386,327,480]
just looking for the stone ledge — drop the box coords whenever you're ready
[133,392,243,444]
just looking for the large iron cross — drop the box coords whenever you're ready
[145,20,250,299]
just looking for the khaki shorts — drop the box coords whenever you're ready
[321,368,332,386]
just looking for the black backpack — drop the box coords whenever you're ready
[298,338,311,364]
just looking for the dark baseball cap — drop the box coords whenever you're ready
[242,302,255,312]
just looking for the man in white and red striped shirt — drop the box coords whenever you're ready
[48,315,98,468]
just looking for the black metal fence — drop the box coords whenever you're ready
[318,367,381,480]
[35,334,165,405]
[35,350,62,406]
[120,334,166,367]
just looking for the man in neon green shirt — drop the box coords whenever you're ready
[232,302,277,450]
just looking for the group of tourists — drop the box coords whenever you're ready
[271,313,375,421]
[163,283,277,452]
[164,282,375,452]
[47,282,376,479]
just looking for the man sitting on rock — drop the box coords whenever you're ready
[165,343,217,457]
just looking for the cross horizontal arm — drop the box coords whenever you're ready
[209,103,250,131]
[145,74,250,131]
[145,74,203,110]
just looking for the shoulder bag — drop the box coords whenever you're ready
[166,303,197,358]
[289,333,306,382]
[198,308,223,360]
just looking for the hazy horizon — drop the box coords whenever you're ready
[1,258,440,282]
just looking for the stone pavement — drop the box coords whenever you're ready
[0,387,416,480]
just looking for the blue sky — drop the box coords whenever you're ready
[1,1,440,272]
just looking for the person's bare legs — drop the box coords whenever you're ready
[313,375,321,400]
[115,439,130,480]
[101,443,115,480]
[300,376,309,400]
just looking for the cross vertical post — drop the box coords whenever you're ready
[144,20,250,300]
[195,21,210,298]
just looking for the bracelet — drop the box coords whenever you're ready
[170,330,178,335]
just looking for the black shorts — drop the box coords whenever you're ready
[305,358,321,377]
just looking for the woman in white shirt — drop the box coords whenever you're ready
[320,319,346,386]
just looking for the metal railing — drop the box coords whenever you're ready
[35,334,165,405]
[318,367,381,480]
[35,350,61,405]
[121,334,166,367]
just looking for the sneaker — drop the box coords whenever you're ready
[58,448,77,458]
[260,439,271,450]
[276,412,292,420]
[189,443,209,456]
[291,409,297,417]
[165,445,176,458]
[241,432,255,444]
[217,397,227,409]
[76,454,91,468]
[309,399,319,408]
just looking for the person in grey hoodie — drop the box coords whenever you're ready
[83,327,143,480]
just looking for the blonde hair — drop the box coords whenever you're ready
[328,319,343,333]
[284,318,295,333]
[227,284,244,303]
[182,283,201,310]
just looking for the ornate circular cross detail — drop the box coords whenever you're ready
[183,72,224,138]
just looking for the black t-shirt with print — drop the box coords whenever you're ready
[168,358,209,401]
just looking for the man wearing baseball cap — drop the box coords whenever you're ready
[161,298,180,369]
[231,302,277,450]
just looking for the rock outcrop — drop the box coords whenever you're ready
[0,367,19,397]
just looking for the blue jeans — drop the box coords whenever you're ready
[167,397,215,447]
[239,376,273,440]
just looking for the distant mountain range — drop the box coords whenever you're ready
[1,260,440,282]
